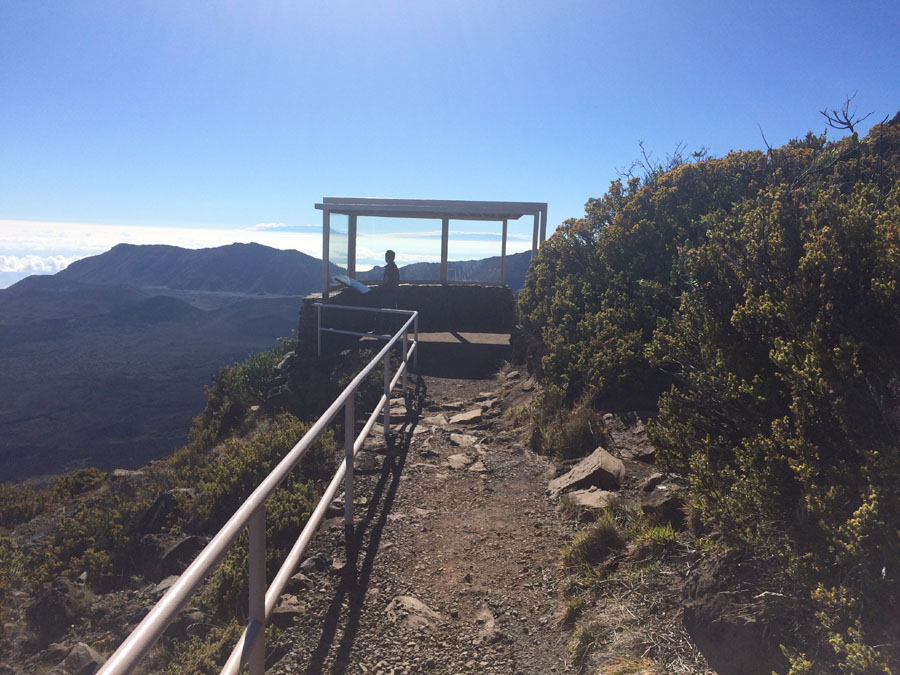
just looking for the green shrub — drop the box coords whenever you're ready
[523,113,900,670]
[165,619,243,675]
[53,467,107,499]
[0,483,48,528]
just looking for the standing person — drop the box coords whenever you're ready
[380,249,400,309]
[374,249,400,333]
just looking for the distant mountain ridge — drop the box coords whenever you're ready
[359,250,532,291]
[57,242,335,296]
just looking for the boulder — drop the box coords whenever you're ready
[160,536,206,577]
[604,413,656,462]
[133,489,194,534]
[641,483,684,530]
[547,447,625,496]
[285,572,313,594]
[385,595,444,631]
[27,578,84,645]
[682,553,790,674]
[60,642,105,675]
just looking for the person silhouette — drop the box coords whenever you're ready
[380,249,400,309]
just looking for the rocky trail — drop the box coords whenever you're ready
[7,369,714,675]
[267,371,579,674]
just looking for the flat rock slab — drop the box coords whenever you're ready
[565,487,616,510]
[449,409,483,425]
[385,595,444,632]
[271,594,307,629]
[548,447,625,496]
[450,432,479,448]
[422,414,449,427]
[447,453,474,470]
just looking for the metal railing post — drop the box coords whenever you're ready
[402,331,409,393]
[383,352,391,441]
[344,395,355,528]
[247,505,266,675]
[317,304,322,357]
[414,314,419,370]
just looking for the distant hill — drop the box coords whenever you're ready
[1,242,535,482]
[358,250,533,291]
[58,242,334,296]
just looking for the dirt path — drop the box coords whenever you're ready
[268,371,578,675]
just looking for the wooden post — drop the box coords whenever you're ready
[440,217,449,283]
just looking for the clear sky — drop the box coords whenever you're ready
[2,0,898,287]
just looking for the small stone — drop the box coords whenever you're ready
[468,461,488,473]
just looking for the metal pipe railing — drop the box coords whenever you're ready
[313,303,419,371]
[99,309,418,675]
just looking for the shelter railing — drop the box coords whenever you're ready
[98,309,419,674]
[315,303,419,372]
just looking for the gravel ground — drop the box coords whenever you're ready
[267,371,579,675]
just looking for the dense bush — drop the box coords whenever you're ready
[521,114,900,670]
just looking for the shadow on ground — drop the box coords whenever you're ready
[303,375,426,675]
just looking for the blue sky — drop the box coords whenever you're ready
[2,0,898,287]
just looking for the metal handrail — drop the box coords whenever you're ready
[98,309,419,674]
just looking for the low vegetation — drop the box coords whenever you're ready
[523,110,900,671]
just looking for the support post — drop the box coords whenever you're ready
[414,314,418,370]
[500,218,508,285]
[322,210,331,300]
[402,331,409,394]
[347,214,357,277]
[540,206,547,243]
[440,217,449,283]
[532,212,539,258]
[247,505,266,675]
[383,352,391,441]
[344,395,355,528]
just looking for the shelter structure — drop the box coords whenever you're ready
[315,197,548,298]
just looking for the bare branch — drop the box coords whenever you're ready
[820,92,874,134]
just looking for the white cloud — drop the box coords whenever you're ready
[0,219,323,258]
[0,254,79,274]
